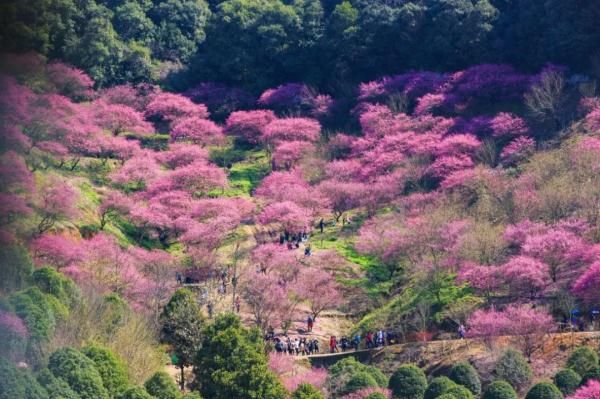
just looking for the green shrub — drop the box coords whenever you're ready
[30,267,79,308]
[0,357,25,399]
[446,385,475,399]
[581,367,600,385]
[449,363,481,396]
[48,347,109,399]
[117,387,154,399]
[343,371,379,395]
[482,381,518,399]
[424,376,457,399]
[388,364,428,399]
[553,369,581,396]
[37,368,80,399]
[144,371,181,399]
[566,346,599,377]
[328,357,387,397]
[291,383,325,399]
[9,287,56,341]
[436,395,458,399]
[181,393,203,399]
[21,369,50,399]
[495,349,532,392]
[0,243,33,294]
[81,344,129,397]
[525,382,563,399]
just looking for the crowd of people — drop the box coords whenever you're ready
[274,336,321,355]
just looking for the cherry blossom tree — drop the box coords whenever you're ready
[31,234,83,269]
[258,201,312,232]
[93,100,154,135]
[46,62,94,101]
[457,262,503,299]
[500,136,535,165]
[502,256,550,298]
[435,134,482,157]
[317,180,365,222]
[272,141,316,170]
[110,151,162,189]
[572,261,600,304]
[170,116,225,146]
[99,190,132,229]
[251,243,301,278]
[584,106,600,132]
[156,143,209,168]
[224,110,276,144]
[425,155,474,180]
[147,160,227,196]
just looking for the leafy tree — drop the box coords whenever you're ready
[30,267,79,308]
[292,383,325,399]
[193,313,286,399]
[449,363,481,396]
[343,372,379,396]
[37,368,81,399]
[48,347,109,399]
[21,369,50,399]
[160,288,205,391]
[482,381,518,399]
[553,369,581,396]
[388,364,428,399]
[81,344,129,397]
[116,387,153,399]
[424,377,458,399]
[524,382,562,399]
[566,346,599,378]
[0,357,25,399]
[144,371,181,399]
[0,242,34,294]
[495,349,532,392]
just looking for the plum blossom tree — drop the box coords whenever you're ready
[261,118,321,146]
[572,261,600,304]
[317,180,365,222]
[297,268,342,320]
[170,116,225,146]
[110,151,162,189]
[156,143,209,168]
[225,110,276,144]
[584,107,600,131]
[566,380,600,399]
[99,190,132,229]
[258,201,313,232]
[93,100,154,136]
[34,176,80,235]
[46,62,94,101]
[502,256,550,298]
[252,244,301,278]
[272,141,316,170]
[500,137,536,166]
[425,155,474,180]
[148,160,227,196]
[31,234,83,269]
[457,262,503,300]
[144,92,209,122]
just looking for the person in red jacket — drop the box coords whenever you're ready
[329,336,339,353]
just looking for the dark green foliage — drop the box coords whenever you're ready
[116,387,154,399]
[81,344,129,397]
[181,393,203,399]
[48,347,110,399]
[566,346,599,378]
[0,357,25,399]
[21,369,50,399]
[193,313,286,399]
[482,381,517,399]
[328,357,388,397]
[37,368,81,399]
[581,367,600,385]
[449,363,481,396]
[424,377,457,399]
[446,385,475,399]
[388,364,428,399]
[30,267,79,308]
[343,372,379,395]
[553,369,581,396]
[292,383,325,399]
[160,288,205,390]
[524,382,563,399]
[144,371,181,399]
[495,349,533,392]
[436,395,457,399]
[366,394,388,399]
[9,287,56,341]
[0,243,34,294]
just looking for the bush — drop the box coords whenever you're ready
[328,357,388,397]
[292,383,325,399]
[553,369,581,396]
[0,357,25,399]
[81,344,129,397]
[482,381,518,399]
[581,367,600,385]
[495,349,532,392]
[182,393,203,399]
[37,369,80,399]
[48,347,109,399]
[524,382,563,399]
[9,287,56,341]
[0,243,33,294]
[446,385,475,399]
[344,372,379,395]
[30,267,79,308]
[449,363,481,396]
[21,369,50,399]
[424,377,457,399]
[117,387,154,399]
[366,394,388,399]
[388,364,428,399]
[436,395,457,399]
[144,371,181,399]
[566,346,599,377]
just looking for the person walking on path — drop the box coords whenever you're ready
[330,336,339,353]
[307,315,314,332]
[458,324,466,339]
